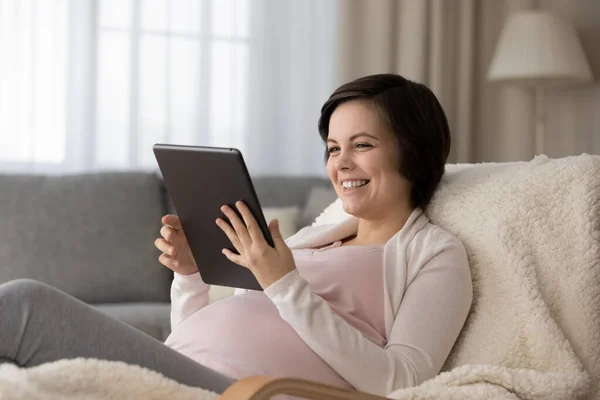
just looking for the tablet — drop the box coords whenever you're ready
[153,143,273,291]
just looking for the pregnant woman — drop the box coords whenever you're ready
[0,73,472,397]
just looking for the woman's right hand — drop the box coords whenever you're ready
[155,215,199,275]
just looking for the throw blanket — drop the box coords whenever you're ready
[1,154,598,399]
[0,358,219,400]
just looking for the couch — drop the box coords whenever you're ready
[0,172,336,341]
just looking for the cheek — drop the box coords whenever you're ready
[326,165,336,187]
[326,160,335,177]
[374,168,403,191]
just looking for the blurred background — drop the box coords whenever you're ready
[0,0,598,177]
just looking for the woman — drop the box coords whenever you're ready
[0,74,472,397]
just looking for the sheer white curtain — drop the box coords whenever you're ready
[0,0,339,176]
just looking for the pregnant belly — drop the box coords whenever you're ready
[165,291,351,388]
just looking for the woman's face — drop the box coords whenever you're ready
[326,100,412,219]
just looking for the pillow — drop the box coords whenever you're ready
[312,197,349,227]
[299,186,339,228]
[209,285,236,303]
[262,206,301,239]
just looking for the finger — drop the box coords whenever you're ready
[158,253,179,269]
[220,205,251,246]
[235,201,264,244]
[154,238,175,256]
[161,226,188,252]
[221,248,247,268]
[160,225,176,241]
[216,218,244,255]
[162,215,182,230]
[160,225,186,245]
[269,219,284,242]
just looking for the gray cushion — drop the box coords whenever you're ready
[0,172,172,303]
[299,186,338,228]
[162,176,332,222]
[252,176,331,208]
[161,175,332,212]
[95,302,171,342]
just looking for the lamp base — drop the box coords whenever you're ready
[535,86,545,156]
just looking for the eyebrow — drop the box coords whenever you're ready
[326,132,380,143]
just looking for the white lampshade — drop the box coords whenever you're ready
[487,10,593,87]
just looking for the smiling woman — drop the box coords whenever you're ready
[0,74,472,399]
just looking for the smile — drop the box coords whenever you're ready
[342,180,370,191]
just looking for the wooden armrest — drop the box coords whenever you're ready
[219,376,389,400]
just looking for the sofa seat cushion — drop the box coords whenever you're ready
[95,302,171,342]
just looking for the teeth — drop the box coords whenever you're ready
[342,180,369,189]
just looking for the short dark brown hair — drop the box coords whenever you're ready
[318,74,451,210]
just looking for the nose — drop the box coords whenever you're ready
[333,149,354,171]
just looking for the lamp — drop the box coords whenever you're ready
[487,10,593,155]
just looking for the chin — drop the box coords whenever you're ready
[341,202,365,218]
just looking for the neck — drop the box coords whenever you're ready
[352,205,415,245]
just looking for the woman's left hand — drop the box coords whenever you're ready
[216,201,296,289]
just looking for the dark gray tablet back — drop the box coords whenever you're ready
[153,143,273,291]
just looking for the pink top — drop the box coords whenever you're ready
[164,241,385,388]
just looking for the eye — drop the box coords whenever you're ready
[327,146,340,154]
[356,143,371,148]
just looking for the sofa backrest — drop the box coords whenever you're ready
[163,175,334,231]
[0,172,333,304]
[0,172,172,304]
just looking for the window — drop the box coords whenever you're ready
[0,0,250,170]
[0,0,335,176]
[96,0,250,169]
[0,0,68,166]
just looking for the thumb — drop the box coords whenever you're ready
[269,219,286,246]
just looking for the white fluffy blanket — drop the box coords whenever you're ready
[1,155,598,400]
[0,358,220,400]
[423,154,599,399]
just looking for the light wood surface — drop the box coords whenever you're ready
[220,376,389,400]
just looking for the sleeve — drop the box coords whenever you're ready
[263,234,473,396]
[169,272,211,330]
